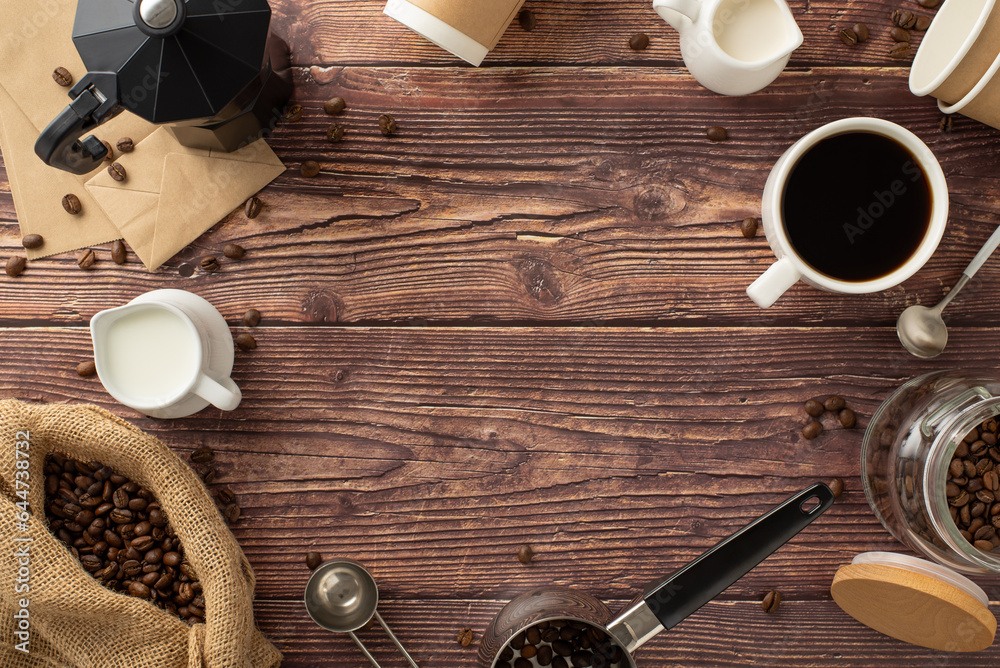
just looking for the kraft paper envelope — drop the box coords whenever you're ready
[0,0,157,259]
[85,127,286,270]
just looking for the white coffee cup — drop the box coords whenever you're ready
[90,289,241,419]
[653,0,802,96]
[747,118,949,309]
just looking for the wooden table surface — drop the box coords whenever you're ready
[3,0,1000,665]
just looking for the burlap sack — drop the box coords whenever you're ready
[0,400,281,667]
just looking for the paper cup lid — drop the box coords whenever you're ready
[832,552,996,652]
[384,0,490,66]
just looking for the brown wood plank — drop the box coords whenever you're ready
[3,326,999,605]
[270,0,934,68]
[2,68,1000,327]
[254,599,1000,667]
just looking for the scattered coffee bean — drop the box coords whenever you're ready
[761,589,782,613]
[890,27,911,42]
[111,239,127,265]
[201,467,217,484]
[940,115,954,133]
[225,502,241,524]
[116,137,135,153]
[802,421,823,439]
[108,162,127,182]
[890,42,912,59]
[853,22,870,43]
[245,196,263,220]
[243,308,262,327]
[824,396,846,412]
[200,256,219,272]
[892,9,917,29]
[101,140,114,163]
[740,217,759,239]
[915,15,932,31]
[235,333,257,351]
[301,160,321,177]
[457,627,474,647]
[629,33,650,51]
[839,28,858,47]
[284,104,304,121]
[326,123,345,143]
[76,360,97,377]
[62,194,82,215]
[839,408,857,429]
[52,66,73,86]
[323,97,347,115]
[223,244,245,260]
[917,0,939,7]
[306,551,323,570]
[5,255,26,278]
[804,400,824,417]
[218,487,236,505]
[707,126,728,142]
[829,477,844,499]
[78,249,96,270]
[378,114,397,137]
[191,447,214,464]
[178,263,195,277]
[518,544,534,564]
[21,234,44,249]
[519,9,537,31]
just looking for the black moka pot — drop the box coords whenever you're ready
[35,0,292,174]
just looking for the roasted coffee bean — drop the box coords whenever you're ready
[6,255,26,278]
[284,104,304,121]
[824,396,846,412]
[762,589,781,613]
[519,8,537,31]
[116,137,135,153]
[301,160,321,177]
[939,115,955,133]
[984,470,999,491]
[510,632,526,650]
[131,535,155,552]
[100,140,114,163]
[235,333,257,351]
[536,645,554,666]
[305,551,323,570]
[978,489,996,504]
[200,256,219,272]
[133,519,151,535]
[223,243,245,260]
[974,539,995,552]
[243,309,262,327]
[53,66,73,86]
[108,161,127,182]
[560,627,576,641]
[129,582,151,599]
[111,239,127,265]
[201,467,217,484]
[950,490,971,507]
[526,626,542,645]
[853,22,870,43]
[457,627,474,647]
[76,360,97,377]
[21,234,44,249]
[225,502,241,524]
[191,447,214,464]
[839,27,858,46]
[915,15,932,31]
[149,508,167,527]
[802,421,823,440]
[839,408,857,429]
[217,487,236,505]
[890,42,912,59]
[113,487,129,508]
[829,477,844,499]
[519,645,537,659]
[629,33,650,50]
[707,126,728,142]
[892,9,917,29]
[740,217,759,239]
[890,27,911,42]
[542,627,559,642]
[378,114,397,137]
[323,97,346,115]
[518,544,534,564]
[62,193,82,215]
[552,640,573,657]
[326,123,345,142]
[77,249,98,270]
[917,0,939,7]
[110,508,133,524]
[244,195,264,220]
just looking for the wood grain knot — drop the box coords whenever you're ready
[517,258,564,305]
[302,290,341,323]
[633,185,683,222]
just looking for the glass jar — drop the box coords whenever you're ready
[862,370,1000,575]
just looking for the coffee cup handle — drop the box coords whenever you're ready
[747,256,801,308]
[653,0,702,30]
[193,374,242,412]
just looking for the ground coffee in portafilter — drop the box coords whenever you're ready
[781,132,932,282]
[497,619,626,668]
[43,454,204,622]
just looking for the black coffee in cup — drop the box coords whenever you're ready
[781,132,932,282]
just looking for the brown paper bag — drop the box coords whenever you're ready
[0,400,281,668]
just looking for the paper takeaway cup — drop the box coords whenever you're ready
[910,0,1000,105]
[384,0,526,66]
[938,48,1000,130]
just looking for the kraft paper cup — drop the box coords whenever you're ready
[910,0,1000,105]
[939,49,1000,130]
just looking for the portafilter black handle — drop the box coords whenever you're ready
[34,72,124,174]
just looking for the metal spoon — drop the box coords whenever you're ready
[897,223,1000,358]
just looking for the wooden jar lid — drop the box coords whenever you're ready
[832,552,996,652]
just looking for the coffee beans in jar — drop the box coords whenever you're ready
[43,455,204,622]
